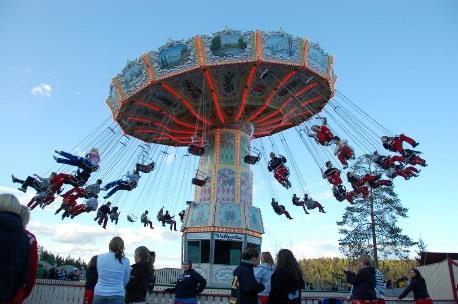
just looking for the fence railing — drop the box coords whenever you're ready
[24,280,456,304]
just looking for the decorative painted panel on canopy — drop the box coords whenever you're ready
[215,202,243,228]
[187,202,211,227]
[247,206,264,233]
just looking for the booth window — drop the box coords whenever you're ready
[187,240,210,263]
[214,240,242,265]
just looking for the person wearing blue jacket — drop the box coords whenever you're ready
[165,258,207,304]
[230,248,265,304]
[254,252,275,304]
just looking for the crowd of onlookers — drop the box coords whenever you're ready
[0,193,433,304]
[36,265,82,281]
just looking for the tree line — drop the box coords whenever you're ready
[39,246,87,270]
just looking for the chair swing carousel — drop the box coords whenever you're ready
[12,31,427,288]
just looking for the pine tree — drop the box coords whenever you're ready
[337,155,417,265]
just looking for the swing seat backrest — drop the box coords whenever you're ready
[192,177,207,187]
[188,144,206,156]
[244,155,260,165]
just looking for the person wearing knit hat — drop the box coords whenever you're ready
[0,193,33,303]
[164,258,207,304]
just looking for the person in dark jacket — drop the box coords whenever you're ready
[344,255,376,303]
[267,153,292,189]
[269,249,304,304]
[146,251,156,298]
[126,246,152,304]
[83,255,98,304]
[93,202,111,229]
[230,248,265,304]
[398,268,432,304]
[0,194,30,303]
[165,258,207,304]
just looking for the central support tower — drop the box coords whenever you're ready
[182,122,264,288]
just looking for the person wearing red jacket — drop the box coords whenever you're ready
[401,149,427,167]
[321,161,343,186]
[55,187,87,218]
[307,117,336,146]
[9,205,38,304]
[381,134,418,153]
[333,137,355,168]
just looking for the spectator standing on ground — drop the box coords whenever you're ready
[269,249,304,304]
[165,258,207,304]
[230,248,265,304]
[83,255,98,304]
[9,205,38,304]
[397,268,432,304]
[375,268,385,304]
[254,251,275,304]
[146,251,156,300]
[344,255,376,304]
[93,237,130,304]
[0,193,31,303]
[125,246,152,304]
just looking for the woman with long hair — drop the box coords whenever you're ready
[398,268,432,304]
[93,237,130,304]
[125,246,153,304]
[255,252,275,304]
[269,249,304,304]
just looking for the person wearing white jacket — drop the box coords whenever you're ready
[254,252,275,304]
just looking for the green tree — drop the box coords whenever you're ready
[337,155,417,266]
[210,36,221,52]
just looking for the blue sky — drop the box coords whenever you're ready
[1,0,457,267]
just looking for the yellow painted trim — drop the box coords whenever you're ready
[303,38,309,68]
[211,129,220,203]
[141,53,155,83]
[184,226,262,237]
[235,129,241,203]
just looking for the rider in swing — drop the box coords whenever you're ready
[271,198,293,220]
[292,194,309,215]
[307,116,337,146]
[267,152,291,189]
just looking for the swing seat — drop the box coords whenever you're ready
[333,185,347,202]
[188,144,206,156]
[244,155,260,165]
[192,177,209,186]
[127,214,137,222]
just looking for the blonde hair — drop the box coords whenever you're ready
[0,193,22,215]
[19,204,30,226]
[358,255,373,267]
[109,236,125,264]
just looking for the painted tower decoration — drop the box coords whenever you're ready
[106,29,335,287]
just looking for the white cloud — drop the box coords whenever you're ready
[290,240,342,259]
[31,83,53,97]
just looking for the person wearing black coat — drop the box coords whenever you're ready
[0,194,30,303]
[126,246,152,304]
[344,255,376,302]
[269,249,304,304]
[83,255,98,304]
[230,248,265,304]
[398,268,432,304]
[165,259,206,304]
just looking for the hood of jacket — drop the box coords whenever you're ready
[0,212,23,232]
